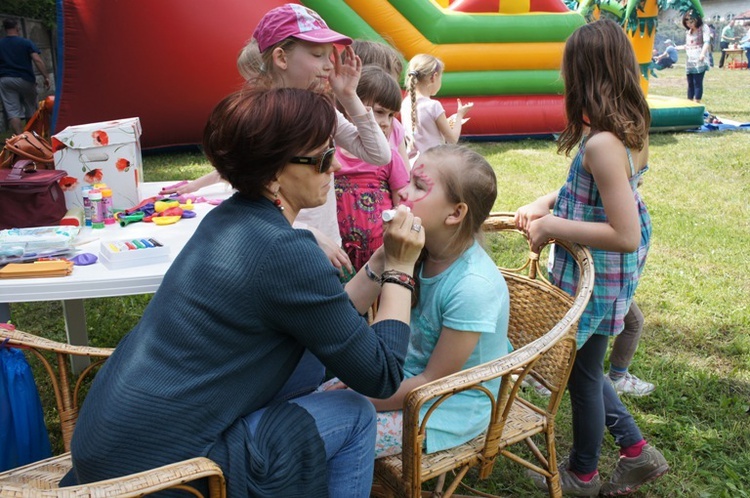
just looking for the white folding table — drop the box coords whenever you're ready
[0,181,232,371]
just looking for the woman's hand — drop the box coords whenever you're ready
[319,377,348,391]
[329,45,362,101]
[382,205,424,272]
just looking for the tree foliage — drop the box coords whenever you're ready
[2,0,56,30]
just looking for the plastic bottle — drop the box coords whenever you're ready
[89,190,104,229]
[101,188,115,225]
[82,186,93,227]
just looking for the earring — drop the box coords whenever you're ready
[273,188,284,212]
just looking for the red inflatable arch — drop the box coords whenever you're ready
[53,0,292,149]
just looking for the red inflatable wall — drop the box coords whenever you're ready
[54,0,291,149]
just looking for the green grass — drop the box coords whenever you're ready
[8,55,750,496]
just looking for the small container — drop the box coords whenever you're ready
[82,186,93,227]
[89,189,104,229]
[100,188,115,225]
[60,207,85,227]
[99,238,170,269]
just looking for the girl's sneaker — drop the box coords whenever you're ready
[600,444,669,496]
[608,372,655,397]
[530,457,601,496]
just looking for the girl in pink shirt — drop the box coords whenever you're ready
[335,66,409,271]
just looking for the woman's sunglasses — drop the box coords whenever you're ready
[290,140,336,174]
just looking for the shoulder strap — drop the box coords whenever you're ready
[624,147,636,177]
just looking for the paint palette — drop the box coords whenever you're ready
[99,238,170,269]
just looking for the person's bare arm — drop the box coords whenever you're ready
[436,99,473,144]
[369,327,481,410]
[526,133,641,253]
[305,226,353,274]
[514,191,557,232]
[30,53,50,89]
[160,171,222,195]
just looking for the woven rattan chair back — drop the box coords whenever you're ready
[0,326,226,497]
[372,213,594,498]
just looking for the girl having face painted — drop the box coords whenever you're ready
[325,144,511,458]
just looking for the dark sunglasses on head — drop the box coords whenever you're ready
[289,140,336,174]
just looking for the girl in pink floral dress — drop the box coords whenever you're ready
[335,66,409,271]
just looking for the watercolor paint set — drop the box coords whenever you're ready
[99,238,169,269]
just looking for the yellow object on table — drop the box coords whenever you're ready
[0,260,74,278]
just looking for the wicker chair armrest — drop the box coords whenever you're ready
[399,343,541,489]
[402,345,534,418]
[1,326,114,452]
[1,326,113,358]
[0,456,226,497]
[485,212,594,284]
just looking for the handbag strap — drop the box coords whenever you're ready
[7,160,34,180]
[2,132,54,165]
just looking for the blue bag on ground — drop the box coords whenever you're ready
[0,339,52,471]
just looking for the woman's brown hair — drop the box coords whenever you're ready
[203,87,336,198]
[557,19,651,156]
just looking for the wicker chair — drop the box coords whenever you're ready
[0,326,226,497]
[372,213,594,498]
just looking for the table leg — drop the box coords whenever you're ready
[0,303,10,323]
[62,299,91,373]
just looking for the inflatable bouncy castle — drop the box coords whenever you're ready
[53,0,704,149]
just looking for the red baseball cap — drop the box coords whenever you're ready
[253,4,353,53]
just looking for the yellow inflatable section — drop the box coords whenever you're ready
[343,0,567,71]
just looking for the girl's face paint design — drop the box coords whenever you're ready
[398,158,452,235]
[398,163,434,211]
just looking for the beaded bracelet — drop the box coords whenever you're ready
[364,262,382,283]
[380,270,416,292]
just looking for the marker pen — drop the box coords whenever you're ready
[382,206,410,222]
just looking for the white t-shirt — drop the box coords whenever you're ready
[400,96,446,159]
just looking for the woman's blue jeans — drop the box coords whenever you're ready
[687,71,706,100]
[244,350,377,498]
[568,334,643,474]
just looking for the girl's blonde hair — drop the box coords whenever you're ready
[351,39,404,80]
[404,54,445,135]
[236,37,305,87]
[558,20,650,156]
[423,144,497,256]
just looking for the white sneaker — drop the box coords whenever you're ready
[608,372,655,397]
[522,376,552,397]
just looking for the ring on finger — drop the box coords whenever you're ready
[411,223,422,233]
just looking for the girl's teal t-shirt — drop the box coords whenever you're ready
[405,240,511,453]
